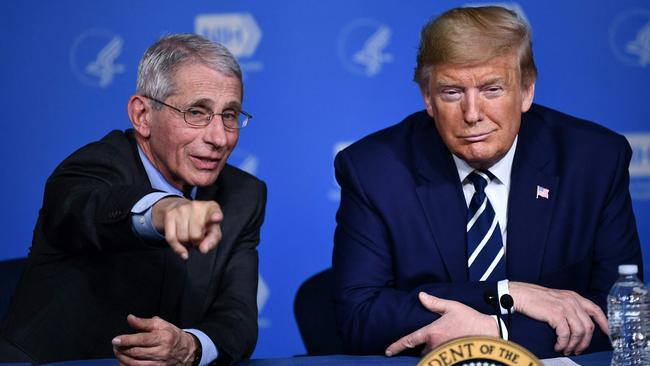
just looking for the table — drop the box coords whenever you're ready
[234,352,611,366]
[0,351,612,366]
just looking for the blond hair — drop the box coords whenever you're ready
[414,6,537,88]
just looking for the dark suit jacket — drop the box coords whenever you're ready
[332,104,642,358]
[0,129,266,365]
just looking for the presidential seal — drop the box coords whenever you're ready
[418,336,541,366]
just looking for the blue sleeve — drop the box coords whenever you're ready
[131,192,179,239]
[185,328,218,365]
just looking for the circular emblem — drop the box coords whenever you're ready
[608,8,650,67]
[69,28,125,88]
[417,336,542,366]
[336,18,394,77]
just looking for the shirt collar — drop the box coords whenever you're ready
[137,145,196,198]
[452,135,518,188]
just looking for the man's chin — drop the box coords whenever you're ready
[457,151,502,170]
[189,171,221,188]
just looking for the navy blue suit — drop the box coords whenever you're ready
[332,104,642,358]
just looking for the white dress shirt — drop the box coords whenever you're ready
[130,146,216,366]
[452,136,518,321]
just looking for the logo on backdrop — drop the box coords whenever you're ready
[609,9,650,68]
[257,275,271,328]
[625,133,650,200]
[69,29,125,88]
[230,149,270,326]
[328,141,353,201]
[337,19,394,77]
[195,13,264,76]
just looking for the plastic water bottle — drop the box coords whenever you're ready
[608,264,650,365]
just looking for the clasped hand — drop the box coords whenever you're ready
[385,283,608,357]
[112,315,197,366]
[508,281,608,355]
[385,292,499,357]
[152,197,223,260]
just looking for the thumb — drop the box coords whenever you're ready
[126,314,157,332]
[418,292,448,314]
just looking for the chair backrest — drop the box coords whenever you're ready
[0,258,27,322]
[293,268,344,355]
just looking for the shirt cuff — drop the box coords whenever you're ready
[497,279,511,315]
[185,328,218,366]
[131,192,179,240]
[490,315,509,340]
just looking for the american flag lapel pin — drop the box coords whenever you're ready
[536,185,550,199]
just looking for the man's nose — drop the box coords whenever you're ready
[462,91,484,124]
[203,117,228,148]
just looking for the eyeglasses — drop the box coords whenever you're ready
[142,95,252,130]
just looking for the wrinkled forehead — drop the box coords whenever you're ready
[170,61,244,100]
[429,54,521,85]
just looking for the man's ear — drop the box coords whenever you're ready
[419,84,435,118]
[521,79,536,113]
[128,95,151,138]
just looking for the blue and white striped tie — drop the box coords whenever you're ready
[466,170,505,281]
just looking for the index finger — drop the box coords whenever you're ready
[582,299,608,335]
[112,332,158,348]
[385,327,428,357]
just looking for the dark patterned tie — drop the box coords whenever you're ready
[466,170,505,281]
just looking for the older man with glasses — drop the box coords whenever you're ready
[0,34,265,366]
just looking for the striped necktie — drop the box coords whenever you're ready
[466,170,505,281]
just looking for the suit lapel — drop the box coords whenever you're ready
[126,130,223,325]
[125,130,188,320]
[507,111,559,283]
[412,115,469,282]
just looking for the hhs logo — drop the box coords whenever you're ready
[69,29,125,88]
[610,9,650,67]
[337,19,393,77]
[195,13,264,74]
[257,275,270,328]
[625,133,650,200]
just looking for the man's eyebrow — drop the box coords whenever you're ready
[185,98,241,111]
[434,79,462,87]
[187,98,213,108]
[480,77,506,86]
[222,101,242,111]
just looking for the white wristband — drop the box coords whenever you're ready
[497,279,511,315]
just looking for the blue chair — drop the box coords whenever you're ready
[294,268,344,355]
[0,258,27,322]
[0,257,33,363]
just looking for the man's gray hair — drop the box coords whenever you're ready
[136,33,242,106]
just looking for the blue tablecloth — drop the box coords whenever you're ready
[0,351,612,365]
[235,352,611,366]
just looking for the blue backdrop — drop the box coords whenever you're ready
[1,0,649,358]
